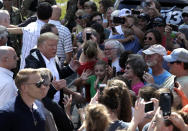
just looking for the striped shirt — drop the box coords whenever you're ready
[20,19,46,69]
[49,20,73,64]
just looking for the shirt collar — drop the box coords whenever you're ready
[41,53,55,64]
[0,67,14,77]
[36,19,47,25]
[49,19,61,25]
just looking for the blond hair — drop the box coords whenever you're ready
[85,104,111,131]
[15,68,40,90]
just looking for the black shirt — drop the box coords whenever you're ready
[0,94,45,131]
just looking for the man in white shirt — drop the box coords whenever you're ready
[25,32,82,107]
[0,46,18,108]
[49,5,73,66]
[7,2,53,69]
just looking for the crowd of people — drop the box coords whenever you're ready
[1,0,188,131]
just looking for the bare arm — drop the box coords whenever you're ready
[7,25,23,34]
[65,51,73,64]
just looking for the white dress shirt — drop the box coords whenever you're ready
[20,19,46,69]
[41,54,60,103]
[0,67,17,108]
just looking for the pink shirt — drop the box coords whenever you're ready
[132,82,144,95]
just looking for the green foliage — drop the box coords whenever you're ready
[56,0,101,19]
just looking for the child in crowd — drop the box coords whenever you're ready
[74,60,110,98]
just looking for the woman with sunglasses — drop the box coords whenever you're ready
[143,29,162,47]
[123,55,148,95]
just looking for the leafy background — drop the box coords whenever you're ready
[56,0,101,19]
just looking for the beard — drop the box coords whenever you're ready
[146,60,157,67]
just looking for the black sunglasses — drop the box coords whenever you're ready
[75,16,82,20]
[169,61,182,65]
[26,79,51,88]
[144,37,152,41]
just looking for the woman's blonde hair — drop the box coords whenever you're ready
[85,104,111,131]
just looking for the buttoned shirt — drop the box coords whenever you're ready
[20,19,46,69]
[48,20,73,63]
[0,67,17,108]
[41,54,60,103]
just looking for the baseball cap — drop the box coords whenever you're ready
[142,44,167,56]
[163,48,188,63]
[182,6,188,15]
[152,16,166,27]
[111,10,120,20]
[119,8,132,17]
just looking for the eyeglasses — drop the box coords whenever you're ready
[75,16,82,20]
[144,37,153,41]
[125,66,131,70]
[25,79,51,88]
[104,48,117,51]
[169,61,182,65]
[182,13,188,18]
[93,19,102,22]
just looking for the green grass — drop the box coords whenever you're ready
[56,0,101,19]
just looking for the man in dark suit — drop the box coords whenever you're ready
[25,32,81,131]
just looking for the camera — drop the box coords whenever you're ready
[145,101,154,113]
[98,84,106,95]
[131,9,140,15]
[159,93,171,117]
[169,24,178,31]
[0,0,3,9]
[86,32,92,40]
[113,17,125,24]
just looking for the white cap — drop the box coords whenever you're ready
[142,44,167,56]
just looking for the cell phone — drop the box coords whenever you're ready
[145,101,154,113]
[113,17,125,24]
[159,93,171,117]
[169,24,178,31]
[111,26,116,33]
[174,76,178,88]
[99,84,106,95]
[86,32,91,40]
[113,66,116,77]
[131,9,140,15]
[108,59,112,67]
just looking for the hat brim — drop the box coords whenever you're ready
[142,50,155,55]
[163,55,176,62]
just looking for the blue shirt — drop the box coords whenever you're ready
[149,68,172,86]
[111,34,141,53]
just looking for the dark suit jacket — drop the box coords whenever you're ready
[25,49,74,131]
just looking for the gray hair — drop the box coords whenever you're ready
[0,10,9,24]
[0,25,8,39]
[104,40,125,56]
[37,32,58,47]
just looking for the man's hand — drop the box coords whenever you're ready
[143,72,154,84]
[52,78,67,90]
